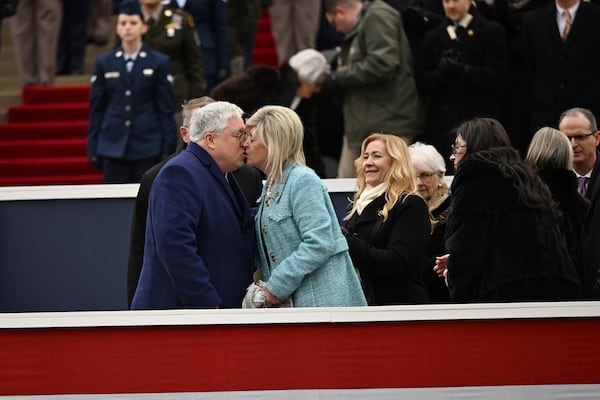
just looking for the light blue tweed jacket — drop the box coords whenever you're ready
[256,164,367,307]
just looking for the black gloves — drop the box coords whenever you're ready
[438,50,467,80]
[89,156,101,169]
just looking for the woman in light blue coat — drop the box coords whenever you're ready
[245,105,367,307]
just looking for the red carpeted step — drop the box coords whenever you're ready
[257,10,272,34]
[0,156,97,177]
[7,103,89,123]
[0,121,88,140]
[0,174,103,187]
[22,85,90,105]
[0,138,87,158]
[253,48,278,67]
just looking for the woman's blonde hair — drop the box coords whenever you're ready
[526,126,573,170]
[345,133,417,222]
[246,105,306,186]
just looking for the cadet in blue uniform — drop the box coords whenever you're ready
[87,0,177,183]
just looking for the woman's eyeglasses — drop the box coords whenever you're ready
[416,172,437,181]
[451,143,467,155]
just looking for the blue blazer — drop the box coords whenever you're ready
[169,0,231,75]
[131,142,256,309]
[256,165,367,307]
[87,44,176,160]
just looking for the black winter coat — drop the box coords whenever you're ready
[345,193,431,305]
[446,158,582,302]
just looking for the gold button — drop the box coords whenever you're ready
[270,253,276,262]
[263,226,268,233]
[266,198,271,206]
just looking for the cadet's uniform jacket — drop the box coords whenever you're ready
[144,6,205,105]
[87,44,177,161]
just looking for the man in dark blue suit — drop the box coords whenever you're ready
[87,0,177,183]
[131,101,256,309]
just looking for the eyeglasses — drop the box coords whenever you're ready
[565,132,595,142]
[230,130,250,141]
[451,143,467,155]
[416,172,438,181]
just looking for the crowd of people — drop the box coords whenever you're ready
[5,0,600,307]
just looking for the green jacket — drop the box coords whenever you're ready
[144,7,205,106]
[336,0,423,147]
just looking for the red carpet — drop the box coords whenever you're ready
[0,10,277,187]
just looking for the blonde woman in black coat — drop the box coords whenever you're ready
[343,133,431,305]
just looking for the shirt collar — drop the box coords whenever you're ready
[556,1,580,19]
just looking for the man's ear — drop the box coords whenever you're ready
[205,132,216,148]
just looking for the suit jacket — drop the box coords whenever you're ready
[580,155,600,298]
[131,142,256,309]
[127,156,263,307]
[87,44,176,160]
[169,0,231,75]
[522,2,600,131]
[256,165,366,307]
[345,193,431,305]
[144,6,205,105]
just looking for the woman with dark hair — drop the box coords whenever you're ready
[439,117,581,302]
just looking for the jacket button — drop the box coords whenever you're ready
[263,225,268,233]
[124,120,131,126]
[270,252,276,262]
[125,90,131,96]
[125,105,131,112]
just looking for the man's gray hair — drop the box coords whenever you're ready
[188,101,244,143]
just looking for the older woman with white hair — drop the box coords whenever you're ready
[210,48,330,177]
[408,142,451,302]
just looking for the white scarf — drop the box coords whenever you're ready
[355,183,387,215]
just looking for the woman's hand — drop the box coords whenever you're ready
[263,286,282,307]
[434,253,449,278]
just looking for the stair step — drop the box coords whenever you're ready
[0,121,88,140]
[0,174,103,187]
[23,85,90,104]
[7,102,90,123]
[252,48,278,67]
[0,138,87,158]
[0,156,97,177]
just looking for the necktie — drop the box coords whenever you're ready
[146,17,155,28]
[577,176,588,197]
[562,10,572,41]
[125,57,134,73]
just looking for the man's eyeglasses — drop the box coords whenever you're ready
[416,172,438,181]
[451,143,467,155]
[565,132,595,142]
[231,130,250,141]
